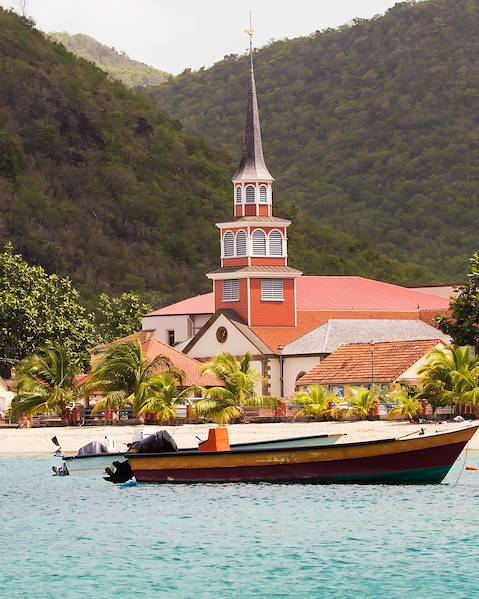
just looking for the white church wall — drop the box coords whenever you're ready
[185,314,260,361]
[283,356,322,398]
[142,315,192,345]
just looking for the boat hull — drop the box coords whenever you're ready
[62,452,125,476]
[127,426,478,485]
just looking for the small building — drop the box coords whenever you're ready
[0,377,15,413]
[297,339,447,396]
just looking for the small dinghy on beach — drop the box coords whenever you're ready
[105,424,479,485]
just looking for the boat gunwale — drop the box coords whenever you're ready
[63,433,343,461]
[125,424,478,460]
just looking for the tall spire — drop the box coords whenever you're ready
[232,14,273,182]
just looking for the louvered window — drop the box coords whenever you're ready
[259,185,267,203]
[245,185,255,203]
[269,230,283,256]
[235,186,242,204]
[223,232,235,257]
[261,279,284,301]
[236,230,247,256]
[223,279,240,302]
[252,230,266,255]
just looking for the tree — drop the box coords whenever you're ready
[339,387,381,420]
[419,345,479,412]
[0,244,95,376]
[94,292,151,343]
[437,253,479,348]
[87,340,173,417]
[11,343,81,419]
[193,352,282,425]
[292,385,336,421]
[388,391,423,421]
[135,371,194,423]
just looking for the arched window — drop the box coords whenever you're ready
[245,185,255,203]
[223,231,235,257]
[269,230,283,256]
[236,230,247,256]
[259,185,267,203]
[235,186,242,204]
[252,230,266,255]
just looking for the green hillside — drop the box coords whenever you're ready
[50,32,169,87]
[147,0,479,281]
[0,9,429,311]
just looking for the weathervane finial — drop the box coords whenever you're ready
[245,11,254,61]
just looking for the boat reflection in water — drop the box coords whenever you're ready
[106,425,479,485]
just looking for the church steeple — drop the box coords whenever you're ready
[232,17,274,218]
[207,17,302,328]
[232,38,273,183]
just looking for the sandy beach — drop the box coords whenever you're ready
[1,419,478,455]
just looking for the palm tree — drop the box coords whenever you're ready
[292,386,336,421]
[12,344,81,420]
[135,371,194,423]
[388,391,423,421]
[86,340,174,418]
[341,387,381,421]
[194,352,282,425]
[419,346,479,413]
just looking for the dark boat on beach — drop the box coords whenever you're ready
[108,424,479,485]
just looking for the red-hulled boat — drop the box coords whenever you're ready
[122,424,479,485]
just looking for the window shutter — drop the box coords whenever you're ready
[223,232,235,257]
[236,230,247,256]
[245,185,255,203]
[269,231,283,256]
[223,279,240,302]
[235,186,242,204]
[252,230,266,255]
[259,185,267,203]
[261,279,284,301]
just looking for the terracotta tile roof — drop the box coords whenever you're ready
[92,330,221,388]
[146,276,449,318]
[297,339,445,387]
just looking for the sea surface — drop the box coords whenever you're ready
[1,452,479,599]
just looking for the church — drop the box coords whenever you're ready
[142,38,451,398]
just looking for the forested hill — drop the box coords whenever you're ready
[50,32,169,88]
[0,9,429,309]
[147,0,479,282]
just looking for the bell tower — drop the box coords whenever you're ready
[207,19,302,327]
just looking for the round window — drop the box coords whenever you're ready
[216,326,228,343]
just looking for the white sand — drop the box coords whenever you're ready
[1,419,478,455]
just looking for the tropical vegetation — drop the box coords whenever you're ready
[50,32,170,88]
[338,387,382,421]
[292,385,336,421]
[437,253,479,348]
[149,0,479,281]
[87,340,174,418]
[11,343,81,419]
[387,391,423,421]
[0,245,151,376]
[194,352,282,425]
[419,345,479,413]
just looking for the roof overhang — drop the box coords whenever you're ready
[215,219,291,229]
[207,270,302,280]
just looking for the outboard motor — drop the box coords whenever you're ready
[128,430,178,454]
[77,441,109,456]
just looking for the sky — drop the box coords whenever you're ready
[3,0,401,74]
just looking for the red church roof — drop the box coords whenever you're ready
[146,276,450,318]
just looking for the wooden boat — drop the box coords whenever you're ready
[124,425,479,485]
[59,432,342,476]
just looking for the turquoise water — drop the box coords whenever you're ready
[1,454,479,599]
